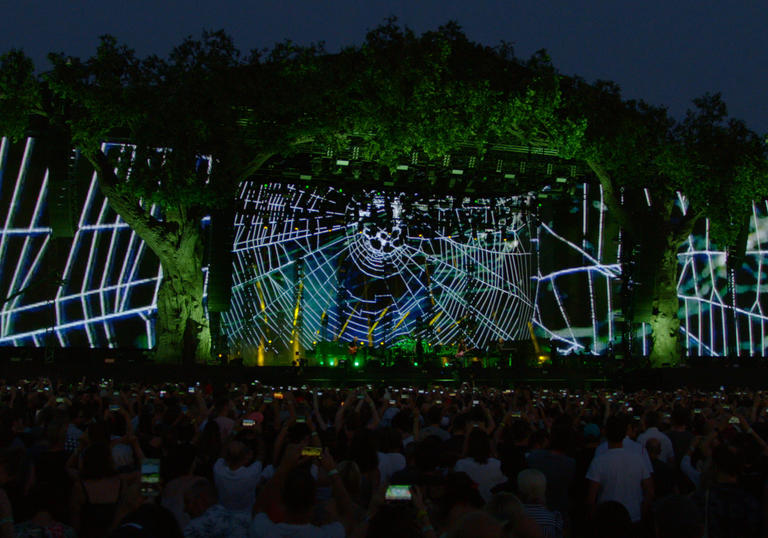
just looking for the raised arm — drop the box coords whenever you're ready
[312,389,328,431]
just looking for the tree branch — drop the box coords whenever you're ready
[85,149,170,251]
[586,158,638,240]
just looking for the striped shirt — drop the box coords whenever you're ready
[522,504,564,538]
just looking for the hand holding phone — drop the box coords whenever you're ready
[301,446,322,457]
[140,458,161,497]
[385,485,412,501]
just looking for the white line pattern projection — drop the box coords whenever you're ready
[1,137,768,357]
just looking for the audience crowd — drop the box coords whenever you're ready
[0,376,766,537]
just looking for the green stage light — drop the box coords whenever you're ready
[414,362,418,366]
[329,359,335,366]
[354,360,360,367]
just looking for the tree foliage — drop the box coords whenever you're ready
[239,20,586,167]
[1,21,765,364]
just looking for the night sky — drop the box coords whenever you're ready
[2,0,766,133]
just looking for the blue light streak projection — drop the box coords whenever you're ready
[2,135,768,358]
[224,182,535,353]
[678,201,768,357]
[532,183,622,355]
[0,138,161,348]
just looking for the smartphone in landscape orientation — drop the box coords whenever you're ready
[274,392,284,400]
[188,386,195,393]
[301,446,322,457]
[242,419,255,428]
[109,404,120,412]
[385,485,412,501]
[140,458,161,497]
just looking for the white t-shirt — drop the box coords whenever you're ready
[251,512,345,538]
[637,427,675,464]
[586,447,650,522]
[453,457,506,502]
[213,458,263,513]
[594,437,653,475]
[377,451,406,483]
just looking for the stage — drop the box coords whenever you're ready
[0,346,765,390]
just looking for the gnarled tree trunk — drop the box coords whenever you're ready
[649,242,681,366]
[88,151,211,363]
[151,211,210,364]
[154,258,210,364]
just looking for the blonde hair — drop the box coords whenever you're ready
[517,469,547,504]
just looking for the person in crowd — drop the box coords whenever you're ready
[182,478,250,538]
[161,443,203,530]
[213,440,263,514]
[525,422,574,517]
[645,438,676,499]
[517,468,563,538]
[420,405,450,442]
[637,410,675,465]
[69,442,133,538]
[694,443,761,537]
[667,406,694,468]
[251,446,350,537]
[586,415,654,524]
[454,429,506,502]
[1,377,768,538]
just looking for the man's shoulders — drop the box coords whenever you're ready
[592,447,639,465]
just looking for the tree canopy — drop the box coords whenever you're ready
[0,20,765,364]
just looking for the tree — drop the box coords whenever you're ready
[563,78,767,365]
[1,32,253,363]
[0,22,586,363]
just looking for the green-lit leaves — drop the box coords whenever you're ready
[0,49,39,141]
[659,92,768,247]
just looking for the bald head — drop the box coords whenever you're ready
[645,438,661,459]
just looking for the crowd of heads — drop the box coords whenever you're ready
[0,376,765,537]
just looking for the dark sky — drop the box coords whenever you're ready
[2,0,766,133]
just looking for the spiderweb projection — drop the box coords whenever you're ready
[223,182,535,354]
[2,135,768,359]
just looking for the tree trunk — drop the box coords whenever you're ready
[152,223,210,364]
[649,242,681,366]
